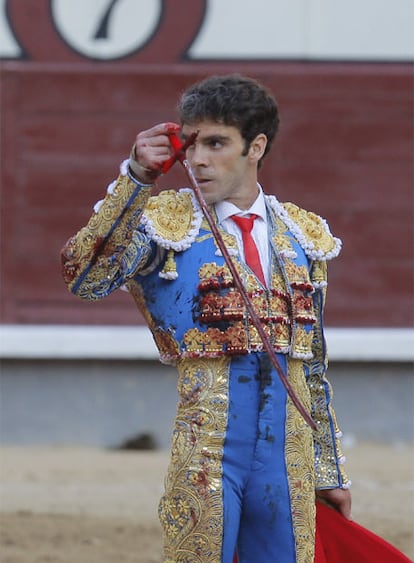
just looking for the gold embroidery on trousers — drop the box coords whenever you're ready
[285,358,316,563]
[158,357,230,562]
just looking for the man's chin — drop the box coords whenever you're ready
[199,188,216,205]
[202,194,219,206]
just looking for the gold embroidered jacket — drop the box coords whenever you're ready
[61,162,349,490]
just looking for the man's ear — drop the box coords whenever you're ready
[248,133,267,163]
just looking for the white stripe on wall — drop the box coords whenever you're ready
[0,325,412,362]
[189,0,414,61]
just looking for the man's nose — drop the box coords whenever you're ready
[188,144,207,167]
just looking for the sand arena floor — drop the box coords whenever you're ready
[0,442,413,562]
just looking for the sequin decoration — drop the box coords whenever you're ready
[305,290,350,489]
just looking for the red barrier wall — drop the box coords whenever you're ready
[1,62,412,327]
[1,0,412,327]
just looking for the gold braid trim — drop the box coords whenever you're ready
[159,357,230,562]
[285,358,316,563]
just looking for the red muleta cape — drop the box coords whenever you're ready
[233,501,411,562]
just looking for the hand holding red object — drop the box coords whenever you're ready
[161,131,198,173]
[316,487,352,520]
[314,500,411,562]
[131,122,182,183]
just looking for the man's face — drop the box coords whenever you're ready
[181,121,259,208]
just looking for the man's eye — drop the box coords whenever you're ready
[209,139,223,148]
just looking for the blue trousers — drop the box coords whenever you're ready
[222,353,297,562]
[159,353,314,562]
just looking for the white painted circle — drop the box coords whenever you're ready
[50,0,162,60]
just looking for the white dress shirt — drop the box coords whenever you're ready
[215,186,270,285]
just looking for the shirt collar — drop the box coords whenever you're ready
[215,184,267,224]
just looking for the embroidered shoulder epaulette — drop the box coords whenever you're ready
[141,188,203,251]
[140,188,204,279]
[266,196,342,260]
[282,202,342,260]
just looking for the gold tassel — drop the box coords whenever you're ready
[159,249,178,280]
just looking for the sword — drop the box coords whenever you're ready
[161,132,317,431]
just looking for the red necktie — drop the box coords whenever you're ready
[231,214,266,286]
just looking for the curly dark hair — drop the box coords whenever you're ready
[177,74,279,166]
